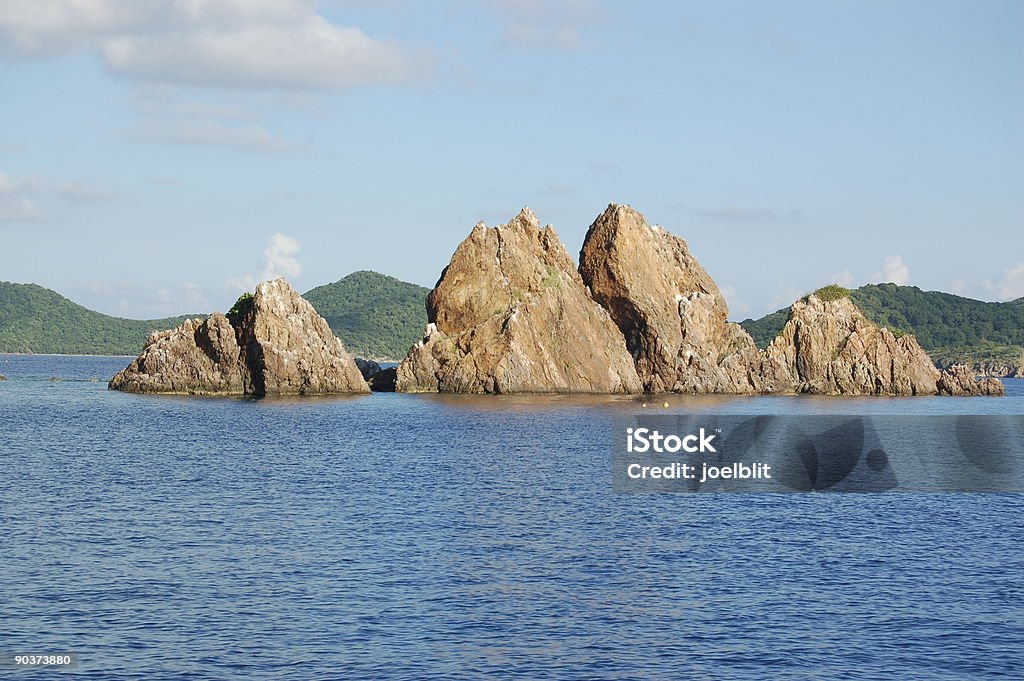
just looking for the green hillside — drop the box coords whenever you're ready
[1,271,430,359]
[303,271,430,360]
[740,283,1024,369]
[0,282,196,355]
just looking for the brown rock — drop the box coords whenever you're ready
[578,204,761,393]
[396,208,642,394]
[937,364,1005,396]
[110,279,369,396]
[759,294,943,395]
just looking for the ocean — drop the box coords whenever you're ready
[2,354,1022,679]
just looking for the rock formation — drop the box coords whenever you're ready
[368,366,397,392]
[110,279,369,396]
[758,294,943,395]
[936,364,1005,396]
[396,208,642,394]
[579,204,762,393]
[355,357,397,391]
[355,357,381,380]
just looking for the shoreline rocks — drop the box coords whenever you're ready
[109,279,369,396]
[396,208,642,394]
[936,364,1005,396]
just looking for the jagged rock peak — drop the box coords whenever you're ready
[579,203,762,394]
[397,209,642,394]
[109,278,369,396]
[760,294,943,395]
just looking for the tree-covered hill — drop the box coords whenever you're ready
[303,271,430,360]
[740,283,1024,373]
[0,282,197,355]
[1,272,431,359]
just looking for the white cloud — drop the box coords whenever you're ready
[874,255,909,285]
[485,0,604,51]
[985,263,1024,301]
[0,1,418,91]
[829,268,855,288]
[84,279,209,318]
[54,182,114,202]
[718,284,750,318]
[0,170,116,220]
[227,232,304,293]
[261,233,303,280]
[503,24,583,50]
[143,120,306,153]
[950,278,967,295]
[768,281,803,311]
[0,171,44,222]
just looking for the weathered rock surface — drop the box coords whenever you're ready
[936,364,1005,396]
[579,204,762,393]
[935,358,1023,379]
[396,208,642,394]
[355,357,382,381]
[759,295,945,395]
[110,279,369,396]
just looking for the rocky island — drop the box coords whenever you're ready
[110,204,1004,398]
[399,203,1002,397]
[109,279,368,396]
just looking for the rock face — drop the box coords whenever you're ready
[110,279,369,396]
[368,366,397,392]
[396,208,642,394]
[579,204,762,393]
[355,357,382,381]
[759,295,943,395]
[936,364,1005,396]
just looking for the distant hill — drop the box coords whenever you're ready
[303,271,430,360]
[1,272,431,360]
[741,283,1024,374]
[0,282,197,356]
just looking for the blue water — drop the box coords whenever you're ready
[2,354,1023,680]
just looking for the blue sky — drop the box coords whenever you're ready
[1,0,1021,320]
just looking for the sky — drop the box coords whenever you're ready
[1,0,1021,321]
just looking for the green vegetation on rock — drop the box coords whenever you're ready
[812,284,851,302]
[0,282,198,356]
[302,271,429,360]
[226,292,254,324]
[741,283,1024,371]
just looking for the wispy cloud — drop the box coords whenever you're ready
[1,169,115,220]
[227,233,304,293]
[0,1,423,91]
[484,0,605,51]
[140,120,307,153]
[84,280,210,318]
[829,268,855,288]
[983,262,1024,301]
[675,201,802,223]
[540,181,574,197]
[874,255,910,285]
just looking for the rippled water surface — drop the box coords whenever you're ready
[2,355,1023,679]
